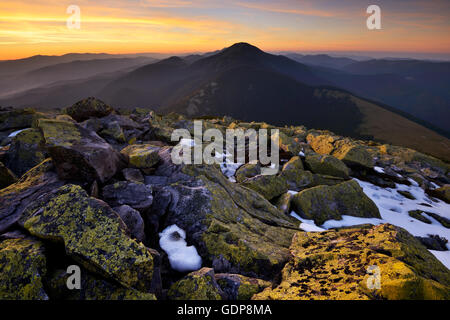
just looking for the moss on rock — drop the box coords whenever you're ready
[241,174,289,200]
[65,97,114,122]
[291,180,380,225]
[215,273,271,300]
[305,153,349,179]
[4,128,47,177]
[168,268,223,300]
[121,144,161,169]
[235,163,261,183]
[21,184,155,292]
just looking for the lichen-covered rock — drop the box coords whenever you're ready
[113,205,145,242]
[99,121,126,143]
[280,156,313,190]
[120,144,161,170]
[0,107,44,131]
[430,185,450,204]
[311,173,346,186]
[4,128,47,177]
[38,119,124,183]
[274,192,292,214]
[0,161,17,189]
[168,268,224,300]
[416,235,448,251]
[102,181,153,211]
[21,184,155,292]
[47,269,156,300]
[153,147,298,279]
[253,224,450,300]
[291,180,380,225]
[307,132,373,168]
[408,210,431,224]
[332,140,373,168]
[241,174,288,200]
[235,163,261,183]
[215,273,271,300]
[0,159,64,233]
[0,238,48,300]
[305,153,349,179]
[65,97,114,122]
[271,131,302,155]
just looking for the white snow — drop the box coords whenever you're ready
[374,166,385,173]
[178,138,195,147]
[159,224,202,272]
[7,128,27,138]
[290,212,326,232]
[288,178,450,268]
[429,250,450,269]
[214,151,242,180]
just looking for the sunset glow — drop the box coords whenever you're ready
[1,0,449,60]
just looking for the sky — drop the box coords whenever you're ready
[1,0,449,60]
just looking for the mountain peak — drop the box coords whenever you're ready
[222,42,263,56]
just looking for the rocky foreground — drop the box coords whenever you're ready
[0,97,449,300]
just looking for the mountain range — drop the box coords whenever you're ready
[0,42,449,161]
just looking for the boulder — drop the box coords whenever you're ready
[120,144,161,171]
[429,185,450,204]
[215,273,271,300]
[99,121,126,143]
[408,210,431,224]
[0,238,48,300]
[235,163,261,183]
[307,132,373,168]
[274,192,292,215]
[280,156,313,190]
[253,224,450,300]
[305,153,349,179]
[122,168,144,183]
[416,235,448,251]
[65,97,114,122]
[271,131,302,155]
[38,119,124,183]
[0,107,43,131]
[291,180,380,225]
[168,268,224,300]
[113,205,145,242]
[102,181,153,211]
[0,161,17,189]
[21,184,156,292]
[332,141,373,168]
[0,159,64,233]
[241,174,288,200]
[4,128,47,177]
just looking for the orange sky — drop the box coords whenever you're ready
[1,0,449,60]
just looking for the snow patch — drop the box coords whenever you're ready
[159,224,202,272]
[8,128,27,138]
[374,166,385,173]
